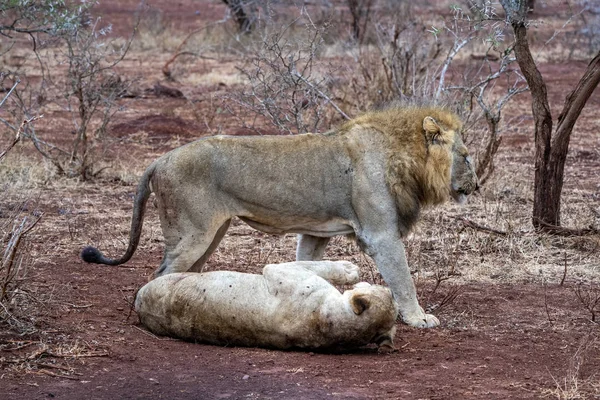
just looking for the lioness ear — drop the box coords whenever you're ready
[423,116,443,144]
[350,293,370,315]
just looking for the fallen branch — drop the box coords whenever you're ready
[37,370,80,380]
[426,286,462,313]
[67,303,93,309]
[37,362,72,371]
[456,217,507,236]
[534,218,599,237]
[1,341,38,351]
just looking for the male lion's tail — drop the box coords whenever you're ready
[81,163,156,266]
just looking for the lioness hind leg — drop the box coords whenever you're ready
[296,234,331,261]
[155,218,232,278]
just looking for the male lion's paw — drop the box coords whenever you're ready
[403,313,440,328]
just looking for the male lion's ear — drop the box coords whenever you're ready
[350,293,370,315]
[423,116,443,144]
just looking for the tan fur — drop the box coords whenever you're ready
[134,261,398,351]
[83,106,477,329]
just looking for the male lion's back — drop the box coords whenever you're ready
[152,133,356,218]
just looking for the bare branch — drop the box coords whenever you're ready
[0,78,20,109]
[0,115,42,161]
[291,71,350,121]
[162,18,226,79]
[435,38,470,101]
[456,217,508,236]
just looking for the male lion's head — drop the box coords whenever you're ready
[422,115,479,205]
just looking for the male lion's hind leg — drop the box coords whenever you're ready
[296,234,331,261]
[154,219,232,278]
[187,219,231,273]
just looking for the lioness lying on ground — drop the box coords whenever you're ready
[135,261,398,351]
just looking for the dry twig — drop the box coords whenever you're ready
[0,116,42,162]
[456,217,508,236]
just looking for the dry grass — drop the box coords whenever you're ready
[0,150,57,189]
[543,333,600,399]
[0,339,109,378]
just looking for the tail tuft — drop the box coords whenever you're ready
[81,246,107,264]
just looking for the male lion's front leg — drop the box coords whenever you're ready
[361,233,439,328]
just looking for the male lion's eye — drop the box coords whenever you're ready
[465,156,472,166]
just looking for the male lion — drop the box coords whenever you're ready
[135,260,398,351]
[82,106,478,328]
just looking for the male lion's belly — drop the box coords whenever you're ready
[238,216,354,237]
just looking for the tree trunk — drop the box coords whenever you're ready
[222,0,253,33]
[510,22,555,227]
[546,51,600,225]
[502,0,600,231]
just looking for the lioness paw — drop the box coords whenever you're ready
[403,313,440,328]
[340,261,360,284]
[377,343,397,354]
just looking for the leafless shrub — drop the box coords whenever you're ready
[1,2,142,180]
[448,51,528,184]
[25,18,134,180]
[336,2,527,184]
[161,19,226,79]
[226,9,348,135]
[437,2,529,184]
[340,18,442,112]
[574,283,600,323]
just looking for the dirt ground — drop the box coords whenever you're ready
[1,1,600,399]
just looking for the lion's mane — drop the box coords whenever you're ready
[336,106,462,229]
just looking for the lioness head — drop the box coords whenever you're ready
[422,116,478,204]
[347,285,398,319]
